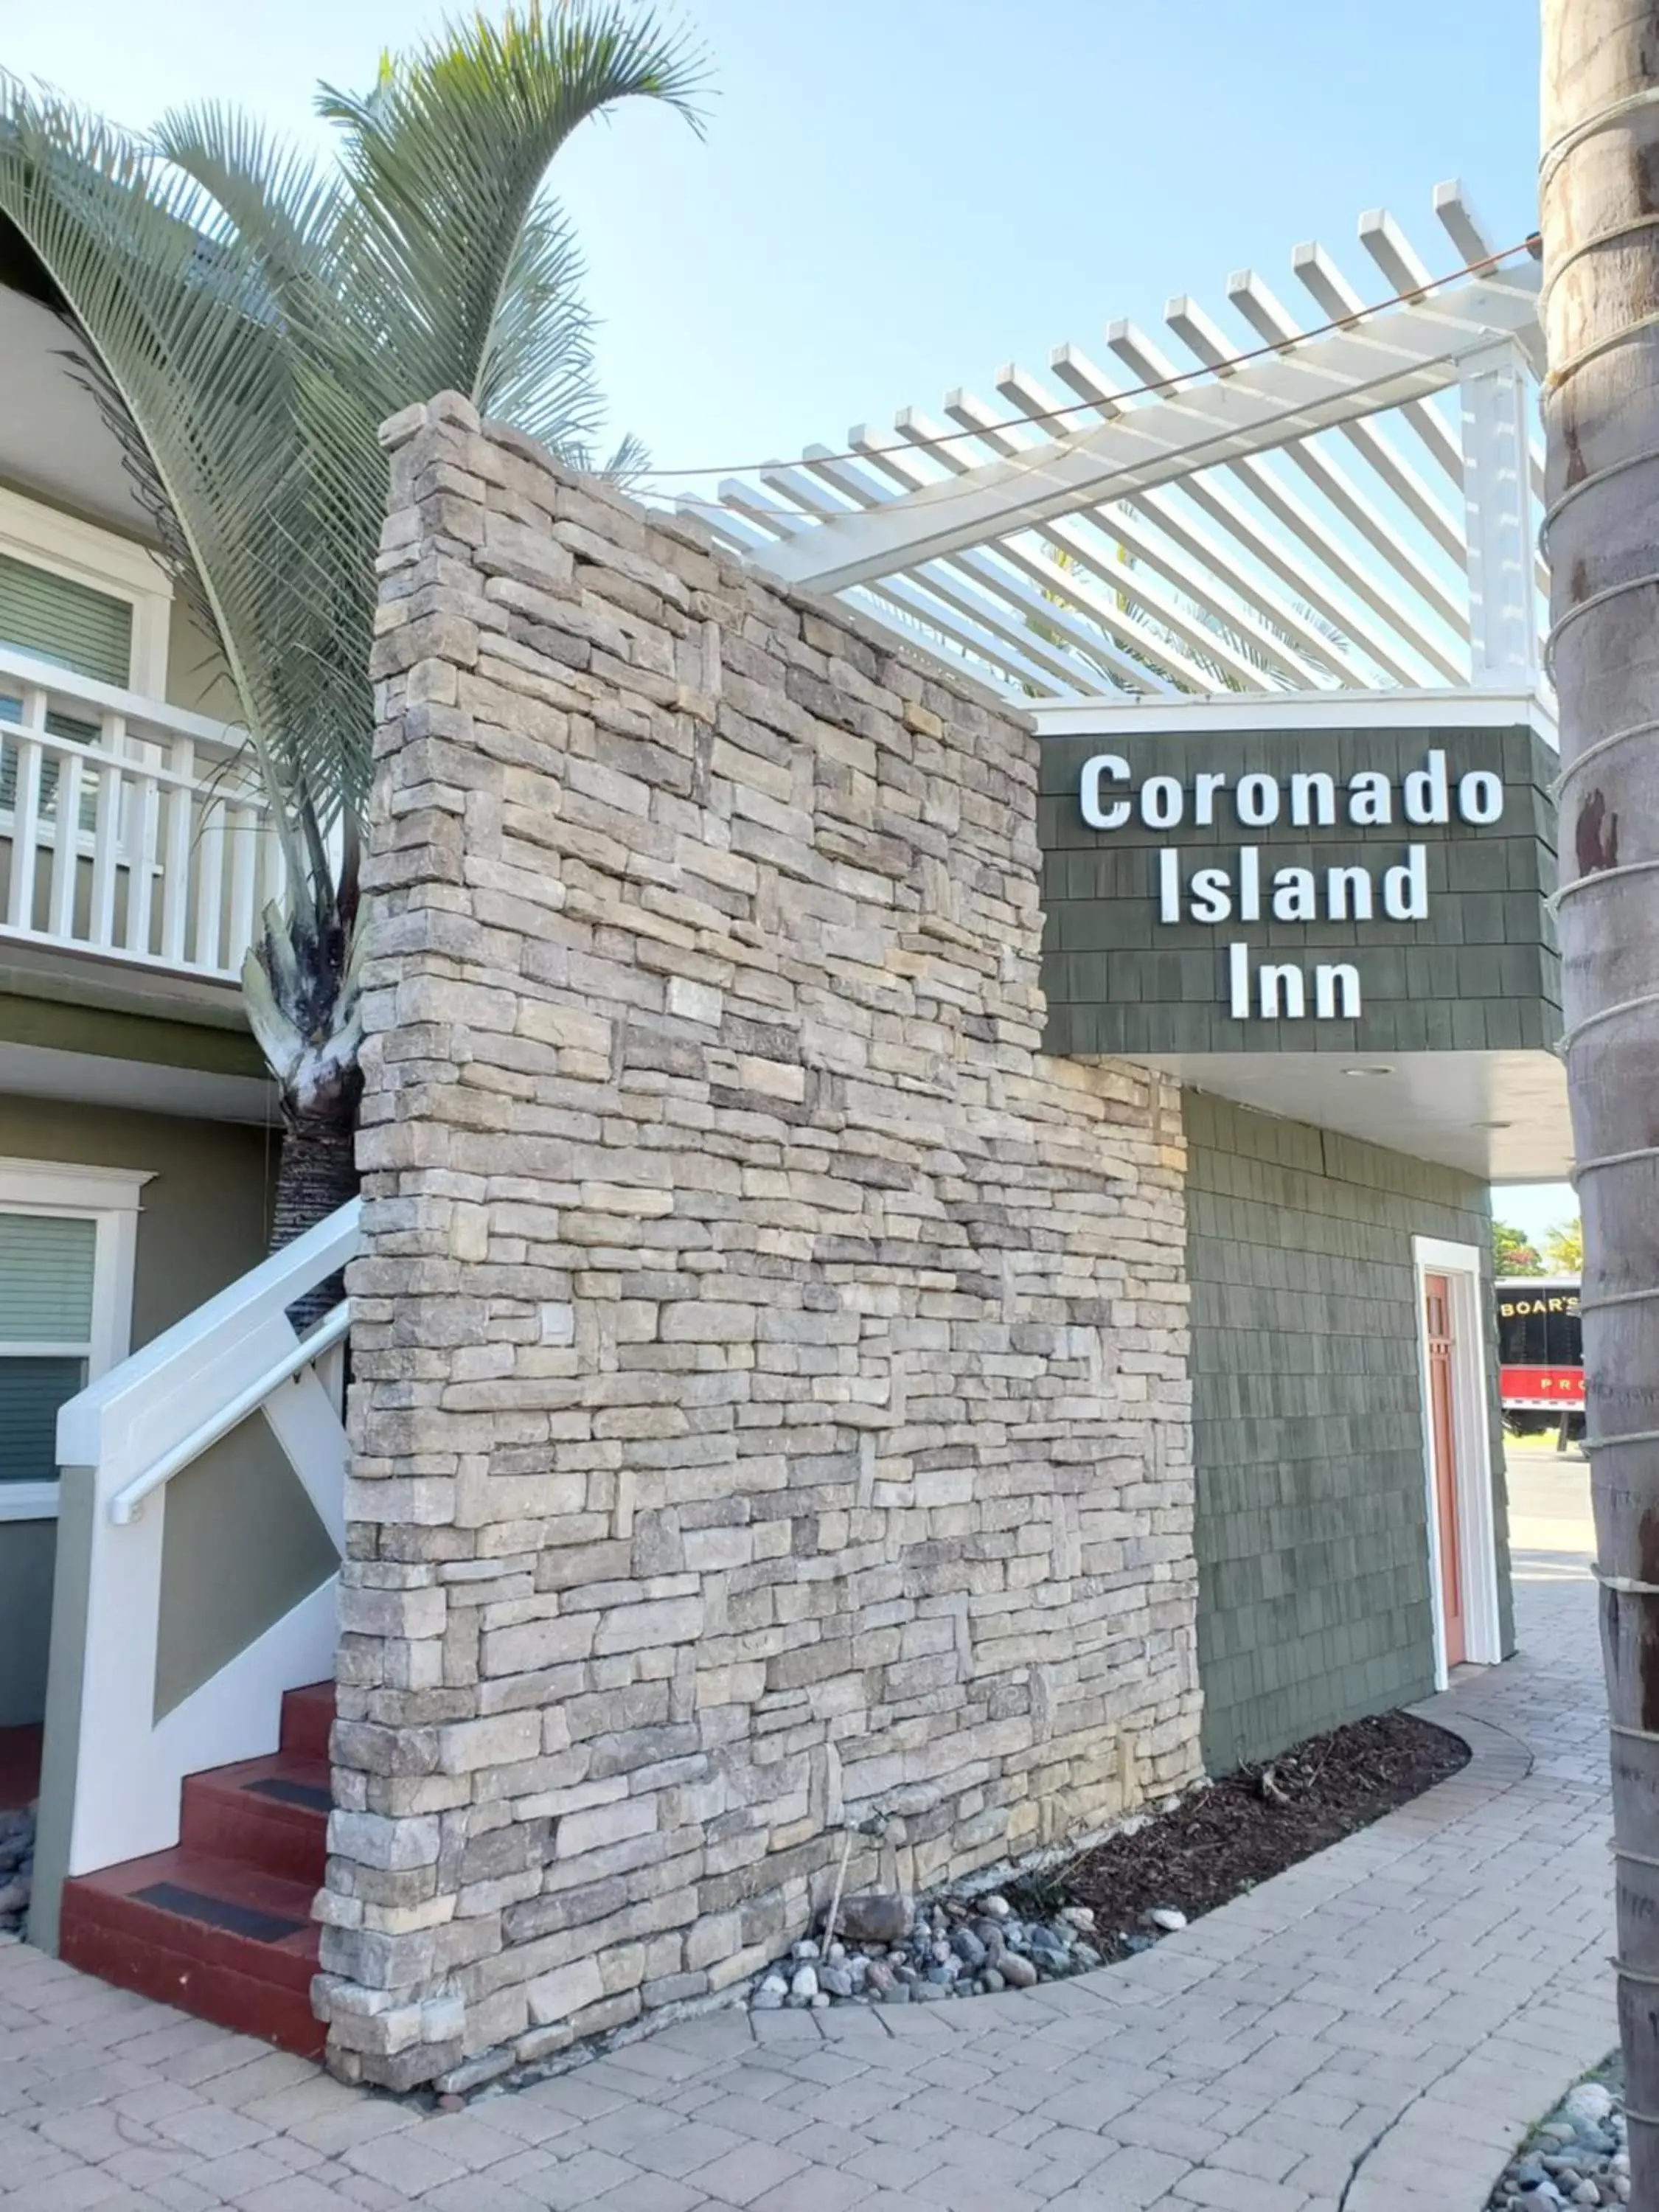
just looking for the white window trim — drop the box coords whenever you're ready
[1412,1234,1505,1688]
[0,1158,150,1523]
[0,486,173,696]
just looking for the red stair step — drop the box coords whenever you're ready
[59,1680,338,2059]
[60,1847,324,2059]
[181,1752,330,1888]
[280,1681,335,1764]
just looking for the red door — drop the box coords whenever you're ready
[1424,1274,1466,1668]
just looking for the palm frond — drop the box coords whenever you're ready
[476,197,604,451]
[0,79,380,867]
[151,103,385,818]
[1,14,708,1138]
[0,81,338,876]
[318,0,704,442]
[151,103,347,274]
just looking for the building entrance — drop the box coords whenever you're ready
[1424,1272,1467,1669]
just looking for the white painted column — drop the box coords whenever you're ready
[1459,342,1540,689]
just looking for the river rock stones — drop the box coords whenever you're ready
[0,1805,33,1935]
[832,1893,910,1947]
[1488,2065,1627,2212]
[749,1867,1197,2015]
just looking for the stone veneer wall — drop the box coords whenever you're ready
[1186,1090,1511,1775]
[321,394,1201,2090]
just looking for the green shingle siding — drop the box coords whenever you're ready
[1184,1090,1512,1775]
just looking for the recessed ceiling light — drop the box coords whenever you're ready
[1343,1065,1394,1079]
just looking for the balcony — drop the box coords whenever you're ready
[0,644,279,990]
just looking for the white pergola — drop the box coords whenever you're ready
[688,183,1545,726]
[682,187,1569,1185]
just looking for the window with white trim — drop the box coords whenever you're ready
[0,485,171,694]
[0,1211,98,1486]
[0,1160,149,1521]
[0,492,172,844]
[0,552,134,688]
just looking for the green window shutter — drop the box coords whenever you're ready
[0,1356,87,1483]
[0,553,133,687]
[0,1213,97,1340]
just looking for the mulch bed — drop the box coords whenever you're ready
[1015,1711,1468,1958]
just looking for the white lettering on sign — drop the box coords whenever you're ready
[1077,749,1505,1022]
[1079,754,1131,830]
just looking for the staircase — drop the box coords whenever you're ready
[58,1682,333,2057]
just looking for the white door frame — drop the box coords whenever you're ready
[1412,1234,1504,1687]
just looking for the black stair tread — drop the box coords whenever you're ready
[243,1775,332,1814]
[187,1751,331,1806]
[132,1879,308,1944]
[66,1846,321,1929]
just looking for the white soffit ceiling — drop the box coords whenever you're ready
[1133,1048,1571,1183]
[0,286,155,536]
[0,1042,275,1127]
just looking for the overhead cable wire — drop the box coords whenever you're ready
[633,234,1541,493]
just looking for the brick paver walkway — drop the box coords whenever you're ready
[0,1491,1610,2211]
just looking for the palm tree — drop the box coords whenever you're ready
[1541,7,1659,2194]
[0,4,703,1272]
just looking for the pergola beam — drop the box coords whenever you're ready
[1162,290,1469,641]
[703,185,1549,706]
[1290,240,1467,487]
[939,383,1309,690]
[1103,321,1460,684]
[1041,347,1369,684]
[742,275,1540,596]
[987,366,1351,686]
[1221,271,1465,560]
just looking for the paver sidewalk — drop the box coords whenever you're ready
[0,1521,1610,2211]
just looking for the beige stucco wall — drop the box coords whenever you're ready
[324,397,1201,2093]
[0,1095,274,1344]
[0,1096,277,1728]
[163,594,239,722]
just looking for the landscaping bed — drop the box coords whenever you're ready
[1050,1708,1470,1952]
[750,1707,1470,2011]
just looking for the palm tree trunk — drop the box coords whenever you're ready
[1542,8,1659,2197]
[273,1107,358,1248]
[271,1076,360,1335]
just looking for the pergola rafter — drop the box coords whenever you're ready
[684,182,1547,706]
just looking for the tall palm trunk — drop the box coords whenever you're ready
[271,1068,359,1337]
[271,1103,360,1252]
[245,870,364,1330]
[1542,8,1659,2194]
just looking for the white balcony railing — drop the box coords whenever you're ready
[0,644,282,985]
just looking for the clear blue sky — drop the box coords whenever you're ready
[9,0,1543,481]
[10,0,1568,1230]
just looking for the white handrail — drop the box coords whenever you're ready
[58,1198,361,1469]
[0,714,263,804]
[55,1197,362,1879]
[108,1299,349,1526]
[0,642,250,752]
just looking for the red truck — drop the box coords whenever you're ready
[1495,1276,1583,1436]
